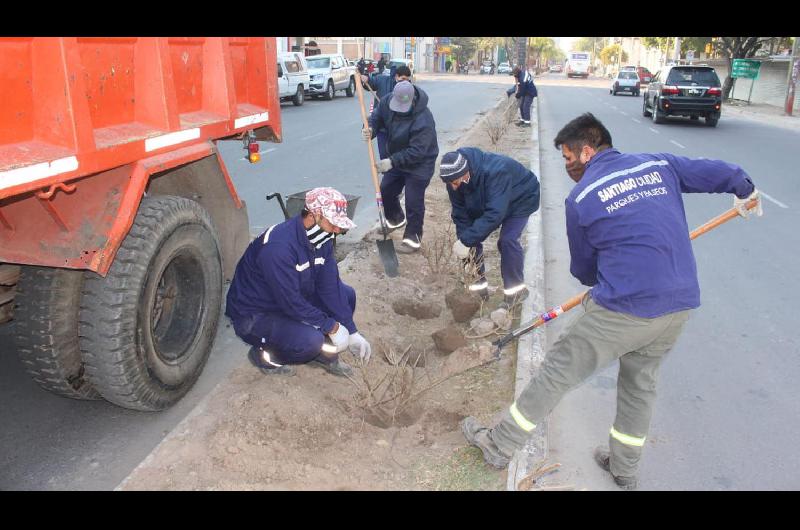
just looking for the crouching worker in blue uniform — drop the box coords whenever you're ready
[439,148,540,307]
[225,187,372,377]
[460,113,762,490]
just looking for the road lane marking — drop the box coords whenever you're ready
[649,127,660,134]
[620,111,628,116]
[611,106,618,110]
[669,140,686,149]
[760,191,789,209]
[301,132,326,141]
[632,118,642,123]
[264,148,278,153]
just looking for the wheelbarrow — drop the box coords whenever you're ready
[266,190,360,248]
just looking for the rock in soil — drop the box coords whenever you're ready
[440,341,496,378]
[392,299,442,320]
[432,326,467,354]
[445,288,481,323]
[490,308,512,331]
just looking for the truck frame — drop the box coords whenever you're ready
[0,37,281,411]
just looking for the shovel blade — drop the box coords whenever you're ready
[376,238,399,277]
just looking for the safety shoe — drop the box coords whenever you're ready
[384,217,407,234]
[397,237,421,254]
[593,447,638,491]
[461,416,511,469]
[311,356,354,377]
[248,346,295,376]
[500,286,530,310]
[516,120,531,127]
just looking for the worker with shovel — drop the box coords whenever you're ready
[461,113,762,490]
[225,188,372,378]
[438,148,540,306]
[362,80,439,253]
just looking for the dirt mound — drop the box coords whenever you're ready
[392,298,443,320]
[445,288,481,322]
[432,326,467,354]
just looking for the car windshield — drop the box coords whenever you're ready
[306,57,330,69]
[618,72,638,80]
[666,67,720,86]
[500,63,509,67]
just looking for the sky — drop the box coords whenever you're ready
[557,37,577,53]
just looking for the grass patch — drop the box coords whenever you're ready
[413,446,506,491]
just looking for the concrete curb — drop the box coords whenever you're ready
[506,97,549,491]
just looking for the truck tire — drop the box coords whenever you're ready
[293,84,304,106]
[345,76,355,97]
[13,266,102,400]
[79,196,223,411]
[323,80,335,100]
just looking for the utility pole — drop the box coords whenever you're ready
[785,37,800,116]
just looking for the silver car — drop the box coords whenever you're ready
[610,70,641,96]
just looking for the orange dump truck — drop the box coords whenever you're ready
[0,37,281,410]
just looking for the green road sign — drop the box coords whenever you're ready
[731,59,761,79]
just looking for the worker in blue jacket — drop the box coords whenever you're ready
[506,65,537,126]
[225,188,372,377]
[362,80,439,253]
[462,113,762,490]
[360,64,411,159]
[438,148,540,306]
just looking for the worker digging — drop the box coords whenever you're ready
[225,187,372,378]
[461,112,763,490]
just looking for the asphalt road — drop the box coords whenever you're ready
[535,74,799,490]
[0,75,511,490]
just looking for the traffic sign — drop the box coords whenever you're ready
[731,59,762,79]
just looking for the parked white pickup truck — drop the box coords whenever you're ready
[277,52,310,106]
[305,53,357,100]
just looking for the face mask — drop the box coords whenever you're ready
[565,158,586,182]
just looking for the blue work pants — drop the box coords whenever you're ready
[380,168,431,243]
[473,215,529,290]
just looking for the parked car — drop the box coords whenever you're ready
[305,53,358,100]
[480,61,495,74]
[643,65,723,127]
[621,65,653,84]
[610,70,641,96]
[497,62,512,74]
[277,52,310,106]
[387,58,415,82]
[549,64,563,73]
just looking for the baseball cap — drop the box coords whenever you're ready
[304,187,356,230]
[389,81,415,113]
[438,151,469,181]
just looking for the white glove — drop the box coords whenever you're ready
[348,332,372,363]
[329,323,349,353]
[376,158,393,173]
[452,239,470,260]
[734,189,763,218]
[361,127,373,142]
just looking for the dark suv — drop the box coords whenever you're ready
[643,65,723,127]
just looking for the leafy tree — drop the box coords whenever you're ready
[450,37,479,66]
[528,37,558,71]
[714,37,774,100]
[599,44,628,67]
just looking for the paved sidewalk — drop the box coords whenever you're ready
[723,100,800,132]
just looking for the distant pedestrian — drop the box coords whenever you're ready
[446,59,452,72]
[377,56,387,74]
[506,66,537,126]
[361,80,439,253]
[461,113,762,490]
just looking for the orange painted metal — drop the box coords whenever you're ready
[0,37,281,272]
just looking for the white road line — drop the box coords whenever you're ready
[760,191,789,209]
[264,148,278,153]
[611,106,618,110]
[649,127,660,134]
[669,140,686,149]
[620,111,628,116]
[632,118,642,123]
[302,132,326,141]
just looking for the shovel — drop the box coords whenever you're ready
[354,71,399,277]
[493,198,761,357]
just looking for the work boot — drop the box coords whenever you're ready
[311,355,354,377]
[468,277,490,301]
[397,236,421,254]
[248,346,295,376]
[384,217,407,234]
[500,286,529,310]
[461,416,511,469]
[593,447,638,491]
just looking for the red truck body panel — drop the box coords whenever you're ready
[0,37,280,273]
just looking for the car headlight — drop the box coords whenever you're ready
[311,74,322,81]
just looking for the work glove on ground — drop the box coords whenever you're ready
[734,189,763,218]
[348,332,372,363]
[361,126,373,142]
[452,239,470,260]
[329,323,350,353]
[376,158,393,173]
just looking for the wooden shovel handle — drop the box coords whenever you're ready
[354,74,382,196]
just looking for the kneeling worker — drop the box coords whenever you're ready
[225,187,372,377]
[439,148,540,306]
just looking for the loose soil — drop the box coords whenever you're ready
[119,93,535,491]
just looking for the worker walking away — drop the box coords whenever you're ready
[360,64,412,160]
[506,65,537,126]
[362,80,439,253]
[225,188,372,377]
[438,148,540,307]
[461,113,762,490]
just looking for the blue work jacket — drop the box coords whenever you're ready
[447,147,540,247]
[225,215,356,334]
[566,148,755,318]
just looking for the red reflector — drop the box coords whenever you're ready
[662,86,679,95]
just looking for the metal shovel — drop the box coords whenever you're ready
[354,72,399,277]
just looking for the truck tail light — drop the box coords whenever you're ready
[244,130,261,163]
[707,87,722,96]
[662,85,680,95]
